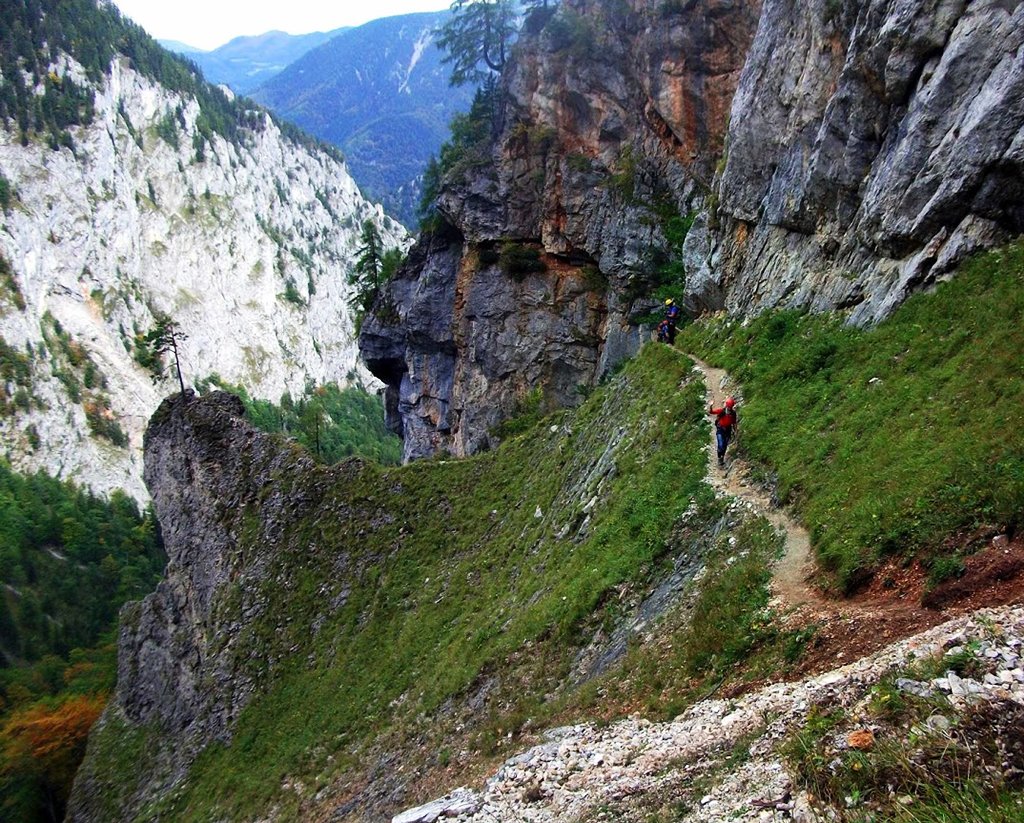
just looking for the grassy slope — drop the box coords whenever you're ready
[679,240,1024,591]
[97,344,739,820]
[82,241,1024,821]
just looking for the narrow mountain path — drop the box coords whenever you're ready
[688,354,825,611]
[682,351,1024,682]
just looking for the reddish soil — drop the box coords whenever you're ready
[924,537,1024,609]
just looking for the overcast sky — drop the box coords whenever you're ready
[111,0,451,51]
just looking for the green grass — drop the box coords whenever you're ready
[593,512,816,721]
[888,785,1024,823]
[677,517,781,674]
[678,240,1024,592]
[71,707,167,823]
[101,344,721,821]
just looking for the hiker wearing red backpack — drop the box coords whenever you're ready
[709,397,738,467]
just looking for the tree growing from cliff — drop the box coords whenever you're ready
[437,0,518,86]
[143,315,188,396]
[353,220,385,291]
[348,221,404,331]
[417,79,501,230]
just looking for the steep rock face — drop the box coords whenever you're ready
[696,0,1024,321]
[0,54,404,499]
[361,227,610,460]
[360,0,761,461]
[363,0,1023,460]
[68,392,329,819]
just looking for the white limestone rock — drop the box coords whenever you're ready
[0,54,406,499]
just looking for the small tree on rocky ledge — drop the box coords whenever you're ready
[144,314,188,396]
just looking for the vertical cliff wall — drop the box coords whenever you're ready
[695,0,1024,322]
[360,0,761,461]
[361,0,1022,461]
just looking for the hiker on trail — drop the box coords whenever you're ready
[656,318,672,343]
[709,397,737,467]
[663,298,681,344]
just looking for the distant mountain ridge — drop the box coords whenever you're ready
[157,39,204,55]
[252,11,475,227]
[160,29,348,94]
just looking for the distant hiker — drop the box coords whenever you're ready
[709,396,737,467]
[656,319,672,343]
[663,298,681,344]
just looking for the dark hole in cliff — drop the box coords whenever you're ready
[477,241,500,267]
[556,247,598,268]
[973,163,1024,234]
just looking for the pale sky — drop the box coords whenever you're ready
[111,0,451,51]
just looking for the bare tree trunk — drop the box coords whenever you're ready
[170,335,185,396]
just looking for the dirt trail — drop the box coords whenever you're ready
[685,353,1024,679]
[686,355,943,677]
[689,355,826,610]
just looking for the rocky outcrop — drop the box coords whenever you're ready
[360,226,612,460]
[393,605,1024,822]
[68,391,330,819]
[360,0,761,461]
[0,52,404,498]
[361,0,1023,460]
[698,0,1024,322]
[69,345,714,822]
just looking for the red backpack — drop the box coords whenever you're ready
[716,406,736,430]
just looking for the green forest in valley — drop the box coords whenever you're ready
[199,378,403,466]
[0,466,164,822]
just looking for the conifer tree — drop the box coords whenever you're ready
[144,315,188,396]
[437,0,518,86]
[348,220,403,330]
[351,219,385,301]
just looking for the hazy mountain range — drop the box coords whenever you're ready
[159,28,348,95]
[164,12,474,227]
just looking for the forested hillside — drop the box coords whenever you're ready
[0,0,327,155]
[252,12,474,226]
[199,378,402,466]
[0,469,162,666]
